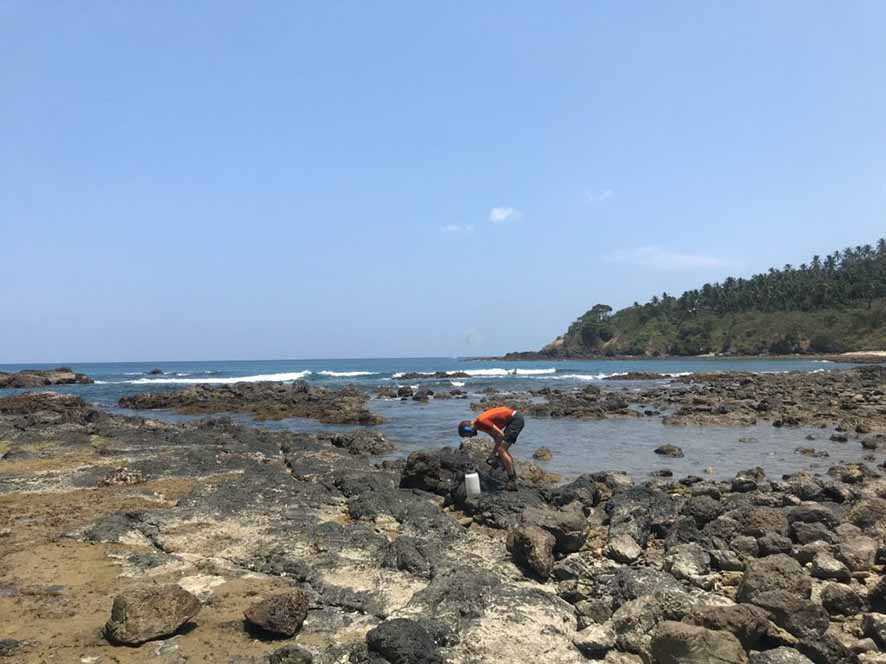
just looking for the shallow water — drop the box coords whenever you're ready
[4,357,878,481]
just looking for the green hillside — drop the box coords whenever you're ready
[534,239,886,357]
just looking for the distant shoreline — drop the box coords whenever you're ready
[468,351,886,364]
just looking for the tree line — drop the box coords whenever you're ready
[627,238,886,324]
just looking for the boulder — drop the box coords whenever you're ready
[686,603,778,651]
[532,447,553,461]
[810,552,850,581]
[682,495,723,528]
[748,648,814,664]
[655,444,685,458]
[519,505,587,554]
[869,576,886,613]
[606,533,642,564]
[650,621,748,664]
[573,623,616,658]
[736,555,811,603]
[863,613,886,648]
[267,645,314,664]
[750,590,829,640]
[365,618,443,664]
[104,584,201,645]
[821,583,865,616]
[838,535,878,572]
[664,543,710,582]
[507,525,555,579]
[244,591,309,637]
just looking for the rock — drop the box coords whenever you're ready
[0,367,93,388]
[748,647,814,664]
[686,604,777,651]
[97,466,145,487]
[650,621,748,664]
[573,623,616,658]
[119,382,383,425]
[0,640,22,658]
[810,551,851,581]
[821,583,865,616]
[710,549,745,571]
[507,525,555,579]
[736,555,811,603]
[520,506,587,554]
[664,543,710,581]
[104,584,201,645]
[682,495,723,528]
[267,645,314,664]
[863,613,886,648]
[365,618,443,664]
[397,386,414,398]
[148,368,163,375]
[848,499,886,532]
[733,467,766,492]
[787,504,841,530]
[831,433,849,443]
[839,535,878,572]
[655,444,684,458]
[790,521,836,545]
[244,591,309,637]
[412,387,433,402]
[532,447,553,461]
[862,438,879,450]
[750,590,829,639]
[758,533,793,556]
[869,576,886,613]
[606,534,642,564]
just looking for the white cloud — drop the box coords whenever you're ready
[489,207,521,224]
[441,224,474,233]
[587,189,614,202]
[606,246,733,271]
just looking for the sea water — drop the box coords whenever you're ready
[0,357,871,480]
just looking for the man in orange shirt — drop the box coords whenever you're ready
[458,406,524,491]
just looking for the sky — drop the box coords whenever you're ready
[3,1,886,362]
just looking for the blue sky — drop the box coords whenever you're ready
[3,1,886,362]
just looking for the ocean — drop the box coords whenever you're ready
[0,357,868,480]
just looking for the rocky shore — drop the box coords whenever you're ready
[0,367,93,389]
[2,378,886,663]
[119,381,383,425]
[459,367,886,433]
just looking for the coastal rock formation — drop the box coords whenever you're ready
[2,384,886,663]
[0,367,93,388]
[244,591,309,637]
[119,380,382,424]
[104,585,201,645]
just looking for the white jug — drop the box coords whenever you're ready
[464,472,481,497]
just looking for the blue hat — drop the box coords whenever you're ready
[458,420,476,437]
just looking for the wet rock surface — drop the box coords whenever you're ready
[2,383,886,663]
[119,380,382,424]
[0,367,93,388]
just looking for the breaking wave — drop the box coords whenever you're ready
[118,371,312,385]
[317,371,378,377]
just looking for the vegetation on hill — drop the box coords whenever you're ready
[536,239,886,357]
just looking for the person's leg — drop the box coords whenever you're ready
[500,414,524,490]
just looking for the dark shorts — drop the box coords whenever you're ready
[502,412,524,448]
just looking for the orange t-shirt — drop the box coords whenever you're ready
[475,406,516,434]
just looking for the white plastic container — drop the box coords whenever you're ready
[465,472,481,497]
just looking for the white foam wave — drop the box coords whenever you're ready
[392,367,557,378]
[318,371,378,377]
[450,380,466,387]
[123,371,312,385]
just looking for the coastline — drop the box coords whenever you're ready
[470,351,886,364]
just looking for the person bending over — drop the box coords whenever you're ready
[458,406,524,491]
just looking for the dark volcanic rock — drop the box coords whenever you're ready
[244,591,309,638]
[519,505,587,554]
[119,381,382,425]
[736,555,811,603]
[654,444,684,458]
[507,525,555,579]
[749,648,813,664]
[366,618,443,664]
[650,621,748,664]
[820,582,864,616]
[104,584,201,645]
[0,367,93,388]
[750,590,829,639]
[686,604,778,651]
